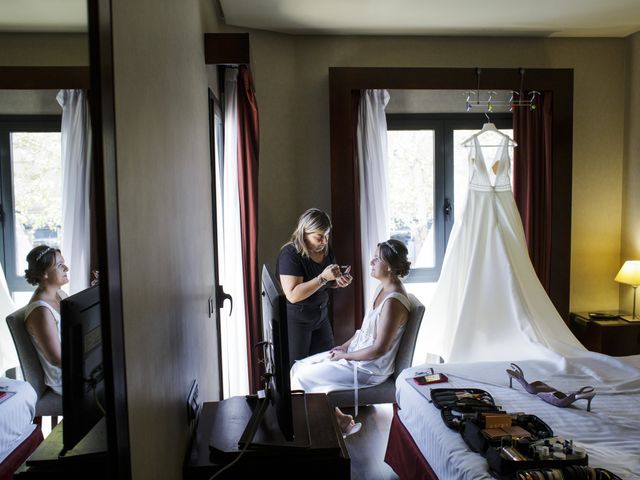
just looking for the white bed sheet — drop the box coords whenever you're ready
[0,377,36,462]
[396,356,640,480]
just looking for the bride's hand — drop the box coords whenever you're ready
[329,350,347,361]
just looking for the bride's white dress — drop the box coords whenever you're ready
[420,136,587,364]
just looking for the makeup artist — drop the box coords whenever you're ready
[277,208,353,366]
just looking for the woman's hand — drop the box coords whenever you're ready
[335,273,352,288]
[329,349,348,361]
[320,264,342,282]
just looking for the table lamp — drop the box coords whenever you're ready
[615,260,640,322]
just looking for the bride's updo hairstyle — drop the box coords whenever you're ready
[24,245,60,286]
[377,239,411,278]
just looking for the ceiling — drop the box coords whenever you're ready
[219,0,640,38]
[0,0,87,33]
[1,0,639,38]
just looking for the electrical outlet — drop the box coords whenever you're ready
[186,379,201,424]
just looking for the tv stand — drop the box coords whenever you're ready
[237,392,311,450]
[185,393,350,479]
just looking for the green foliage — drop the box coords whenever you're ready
[11,132,62,234]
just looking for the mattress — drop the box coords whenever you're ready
[0,377,37,462]
[395,356,640,480]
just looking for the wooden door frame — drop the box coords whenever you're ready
[88,1,131,478]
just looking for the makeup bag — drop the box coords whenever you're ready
[514,467,622,480]
[430,388,590,479]
[430,388,500,432]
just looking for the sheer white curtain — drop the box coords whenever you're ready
[57,89,92,294]
[0,262,17,375]
[219,68,249,397]
[357,89,391,308]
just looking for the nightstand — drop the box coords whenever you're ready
[569,312,640,356]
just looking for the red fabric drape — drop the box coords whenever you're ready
[384,406,439,480]
[351,90,365,330]
[513,92,553,292]
[236,65,261,394]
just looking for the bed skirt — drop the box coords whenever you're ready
[384,405,439,480]
[0,426,43,480]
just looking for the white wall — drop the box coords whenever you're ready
[0,90,61,114]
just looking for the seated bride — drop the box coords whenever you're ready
[290,239,411,436]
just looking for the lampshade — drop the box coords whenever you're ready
[615,260,640,287]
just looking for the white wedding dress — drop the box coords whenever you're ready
[420,136,587,364]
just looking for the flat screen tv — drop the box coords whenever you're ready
[236,264,298,448]
[259,263,294,441]
[61,284,105,453]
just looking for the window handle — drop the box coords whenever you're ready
[216,285,233,316]
[443,198,452,218]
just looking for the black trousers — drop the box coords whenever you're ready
[286,303,334,368]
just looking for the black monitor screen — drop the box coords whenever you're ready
[261,264,294,441]
[61,285,105,452]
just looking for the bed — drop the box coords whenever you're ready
[0,377,42,480]
[385,356,640,480]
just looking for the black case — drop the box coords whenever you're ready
[430,388,591,479]
[486,445,588,479]
[430,388,500,431]
[462,413,554,454]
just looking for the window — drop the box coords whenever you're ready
[386,113,512,283]
[0,116,62,297]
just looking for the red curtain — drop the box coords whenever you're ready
[236,65,261,393]
[512,92,553,292]
[350,90,365,329]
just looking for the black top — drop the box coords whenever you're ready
[277,243,335,307]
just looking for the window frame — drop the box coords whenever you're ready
[0,114,62,293]
[386,112,512,283]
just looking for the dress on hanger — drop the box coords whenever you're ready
[418,135,586,363]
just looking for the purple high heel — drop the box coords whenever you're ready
[506,363,556,394]
[537,386,596,412]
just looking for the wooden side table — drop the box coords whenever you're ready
[569,312,640,356]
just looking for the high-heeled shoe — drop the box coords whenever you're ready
[335,407,362,438]
[537,386,596,412]
[506,363,556,394]
[342,421,362,438]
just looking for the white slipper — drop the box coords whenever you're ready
[342,421,362,438]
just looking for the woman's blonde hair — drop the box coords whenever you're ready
[288,208,332,258]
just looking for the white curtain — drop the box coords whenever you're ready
[219,68,249,398]
[57,89,92,294]
[357,90,391,308]
[0,262,18,375]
